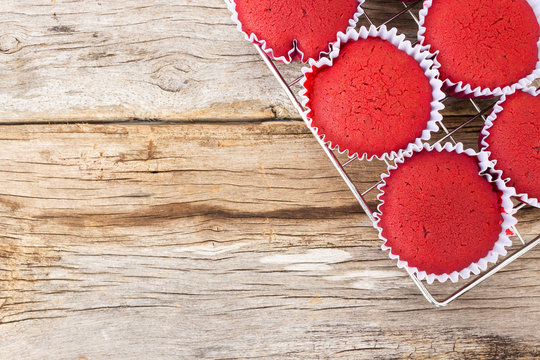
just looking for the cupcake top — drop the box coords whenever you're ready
[302,32,438,159]
[377,149,504,276]
[231,0,362,62]
[481,89,540,206]
[419,0,539,91]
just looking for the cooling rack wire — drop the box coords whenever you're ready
[225,0,540,306]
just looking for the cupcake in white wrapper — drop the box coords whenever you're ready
[225,0,365,64]
[298,25,445,161]
[418,0,540,98]
[479,86,540,208]
[374,142,517,284]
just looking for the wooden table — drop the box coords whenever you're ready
[0,1,538,358]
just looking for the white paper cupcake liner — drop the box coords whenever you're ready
[298,25,445,161]
[479,86,540,208]
[373,142,517,284]
[418,0,540,98]
[225,0,365,64]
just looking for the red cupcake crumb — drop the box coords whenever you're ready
[422,0,539,90]
[304,37,433,158]
[483,91,540,202]
[233,0,360,61]
[378,150,503,275]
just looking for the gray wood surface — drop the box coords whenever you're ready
[0,0,538,359]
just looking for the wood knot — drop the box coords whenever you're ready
[151,65,190,93]
[0,34,20,53]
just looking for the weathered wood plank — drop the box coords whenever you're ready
[0,121,538,359]
[0,0,294,123]
[0,0,481,124]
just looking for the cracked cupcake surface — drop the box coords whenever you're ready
[303,37,433,158]
[378,150,503,275]
[232,0,361,62]
[482,90,540,204]
[421,0,539,91]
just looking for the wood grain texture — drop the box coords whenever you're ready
[0,0,480,124]
[0,0,294,123]
[0,121,538,359]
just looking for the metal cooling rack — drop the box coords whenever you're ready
[226,0,540,306]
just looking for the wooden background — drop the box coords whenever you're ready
[0,1,538,359]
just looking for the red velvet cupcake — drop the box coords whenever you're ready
[480,88,540,207]
[418,0,540,97]
[227,0,364,63]
[375,143,516,283]
[299,26,444,160]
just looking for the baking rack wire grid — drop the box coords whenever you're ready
[224,0,540,307]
